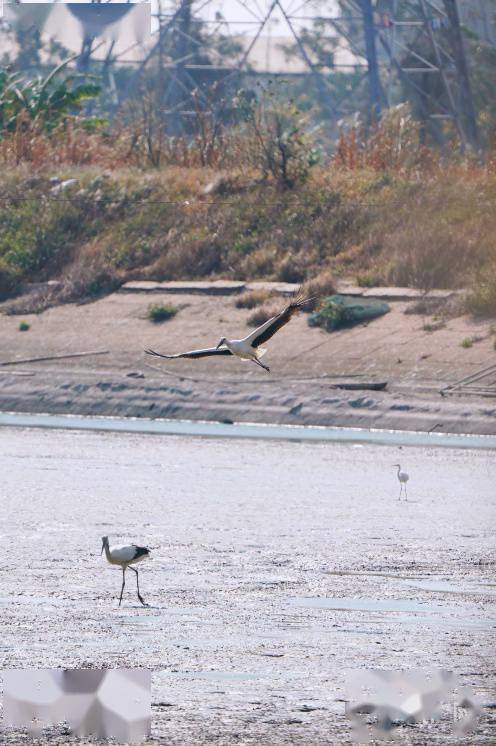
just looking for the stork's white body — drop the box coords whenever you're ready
[103,543,149,568]
[394,464,409,500]
[222,338,267,362]
[212,322,272,371]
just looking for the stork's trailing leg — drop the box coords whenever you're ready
[130,566,147,606]
[252,358,270,373]
[119,568,126,606]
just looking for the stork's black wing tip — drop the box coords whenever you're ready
[290,295,316,311]
[300,295,318,306]
[144,348,164,358]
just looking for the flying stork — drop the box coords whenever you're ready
[145,294,313,372]
[393,464,409,500]
[101,536,150,607]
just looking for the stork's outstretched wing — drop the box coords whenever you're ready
[247,296,314,349]
[145,346,232,360]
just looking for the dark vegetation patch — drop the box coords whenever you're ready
[147,302,179,323]
[308,295,390,332]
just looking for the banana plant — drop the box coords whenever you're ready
[0,56,101,135]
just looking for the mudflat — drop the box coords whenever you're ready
[1,427,495,743]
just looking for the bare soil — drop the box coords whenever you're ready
[1,290,495,433]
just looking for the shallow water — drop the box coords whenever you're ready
[290,596,461,614]
[2,410,496,449]
[289,596,494,630]
[0,424,495,744]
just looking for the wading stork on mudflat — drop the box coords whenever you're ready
[393,464,409,501]
[144,294,313,372]
[101,536,150,606]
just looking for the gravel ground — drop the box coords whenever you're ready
[0,426,495,744]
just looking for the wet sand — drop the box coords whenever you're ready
[1,426,495,743]
[1,291,496,434]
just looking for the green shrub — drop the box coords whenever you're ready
[147,302,178,323]
[460,335,483,348]
[308,295,390,332]
[18,320,30,331]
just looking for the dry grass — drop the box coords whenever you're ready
[0,124,127,170]
[465,267,496,317]
[1,114,496,316]
[246,304,280,327]
[3,286,56,315]
[235,289,273,309]
[422,319,446,332]
[355,271,384,288]
[404,297,447,316]
[0,113,256,174]
[302,271,336,311]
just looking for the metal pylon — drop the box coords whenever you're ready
[374,0,479,149]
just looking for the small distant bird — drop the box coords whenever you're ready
[393,464,409,500]
[145,294,314,373]
[101,536,150,606]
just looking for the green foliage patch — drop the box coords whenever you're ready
[308,295,390,332]
[147,302,179,323]
[0,60,101,136]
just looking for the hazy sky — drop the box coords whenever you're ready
[1,0,343,67]
[3,1,339,37]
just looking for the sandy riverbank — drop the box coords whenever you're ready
[1,289,495,434]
